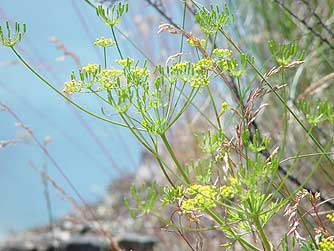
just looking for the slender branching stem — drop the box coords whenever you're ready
[160,133,190,184]
[10,47,130,128]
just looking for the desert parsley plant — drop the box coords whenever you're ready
[2,1,334,250]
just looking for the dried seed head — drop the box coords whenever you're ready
[262,60,304,83]
[158,23,179,34]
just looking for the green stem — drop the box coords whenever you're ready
[272,126,313,198]
[119,114,176,189]
[103,47,107,69]
[205,209,261,251]
[209,31,218,57]
[155,155,176,188]
[178,1,187,62]
[88,88,145,131]
[173,85,217,128]
[206,85,222,131]
[279,71,288,161]
[83,0,95,8]
[253,216,272,251]
[111,27,123,59]
[274,135,332,213]
[168,88,199,129]
[121,112,151,149]
[160,133,190,184]
[204,34,209,50]
[280,151,334,164]
[10,47,130,129]
[167,82,186,122]
[115,26,155,66]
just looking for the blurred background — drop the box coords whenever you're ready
[0,0,144,239]
[1,0,333,246]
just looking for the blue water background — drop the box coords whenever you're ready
[0,0,144,239]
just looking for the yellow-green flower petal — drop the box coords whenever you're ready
[94,37,115,48]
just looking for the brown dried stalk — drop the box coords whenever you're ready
[284,189,308,240]
[261,60,304,83]
[0,139,21,148]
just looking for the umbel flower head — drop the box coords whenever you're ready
[116,57,133,67]
[63,79,81,95]
[168,60,212,88]
[81,63,100,75]
[94,37,115,48]
[268,40,304,66]
[181,184,234,213]
[96,2,128,27]
[0,21,26,47]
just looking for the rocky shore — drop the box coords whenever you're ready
[0,153,165,251]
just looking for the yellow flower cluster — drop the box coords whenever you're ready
[181,184,234,213]
[169,59,213,88]
[82,63,100,74]
[219,185,234,198]
[129,67,150,82]
[212,47,248,78]
[187,37,205,47]
[116,57,133,67]
[318,237,334,251]
[220,101,229,115]
[170,62,190,75]
[190,76,209,88]
[219,59,237,72]
[182,184,217,212]
[98,68,123,78]
[193,58,214,74]
[213,48,232,58]
[63,80,81,95]
[97,68,123,90]
[94,37,115,48]
[63,60,152,95]
[189,59,214,88]
[327,213,334,222]
[169,61,191,83]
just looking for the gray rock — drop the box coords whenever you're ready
[60,233,109,251]
[118,233,157,251]
[0,230,157,251]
